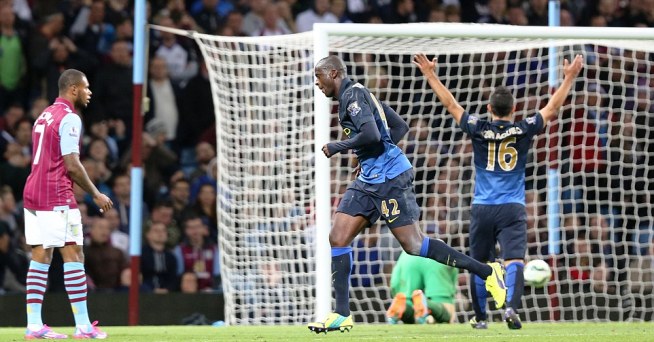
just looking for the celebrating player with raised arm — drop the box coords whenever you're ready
[413,53,583,330]
[23,69,113,339]
[307,55,506,334]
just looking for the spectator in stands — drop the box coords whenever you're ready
[276,0,297,33]
[110,173,133,234]
[295,0,338,32]
[444,4,461,23]
[507,5,528,26]
[222,10,247,36]
[84,218,128,291]
[386,0,418,24]
[0,4,28,112]
[141,222,178,293]
[87,119,123,166]
[44,36,97,103]
[188,142,215,184]
[174,214,220,292]
[92,40,133,135]
[242,0,291,36]
[526,0,548,25]
[69,0,116,61]
[146,56,181,146]
[252,2,291,36]
[147,200,181,249]
[120,131,178,208]
[105,0,130,26]
[180,272,198,293]
[169,178,192,224]
[478,0,508,24]
[105,208,129,260]
[154,16,198,87]
[0,221,28,294]
[192,0,223,34]
[331,0,352,23]
[191,183,218,241]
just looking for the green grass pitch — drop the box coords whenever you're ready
[1,323,652,341]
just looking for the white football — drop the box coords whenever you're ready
[524,259,551,288]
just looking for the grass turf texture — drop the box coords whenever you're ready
[0,323,652,341]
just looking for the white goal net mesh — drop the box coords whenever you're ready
[164,24,654,325]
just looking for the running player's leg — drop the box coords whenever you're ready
[468,204,496,326]
[497,203,527,329]
[308,185,375,333]
[329,212,369,317]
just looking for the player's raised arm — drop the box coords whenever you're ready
[413,53,465,124]
[539,54,584,126]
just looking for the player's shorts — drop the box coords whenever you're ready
[469,203,526,261]
[24,206,83,248]
[336,169,420,229]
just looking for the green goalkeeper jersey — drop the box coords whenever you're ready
[390,251,458,305]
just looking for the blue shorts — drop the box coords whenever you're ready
[336,169,420,229]
[469,203,527,261]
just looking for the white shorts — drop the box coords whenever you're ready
[24,207,83,248]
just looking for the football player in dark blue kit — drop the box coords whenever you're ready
[413,53,584,330]
[307,55,507,334]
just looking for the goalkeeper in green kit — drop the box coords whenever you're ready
[386,251,458,324]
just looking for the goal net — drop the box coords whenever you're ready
[155,23,654,325]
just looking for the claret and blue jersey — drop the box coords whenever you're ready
[337,78,411,184]
[458,112,544,206]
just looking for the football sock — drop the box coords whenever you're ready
[427,300,450,323]
[470,274,488,321]
[420,237,491,278]
[64,262,92,329]
[506,262,525,310]
[331,247,353,317]
[26,261,50,330]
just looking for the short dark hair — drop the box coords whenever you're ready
[58,69,86,93]
[489,86,514,117]
[316,55,347,77]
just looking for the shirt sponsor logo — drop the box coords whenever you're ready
[347,101,361,116]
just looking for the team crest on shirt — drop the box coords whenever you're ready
[347,101,361,116]
[467,115,478,125]
[526,116,536,125]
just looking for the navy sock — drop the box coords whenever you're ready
[470,274,488,321]
[332,247,352,316]
[420,237,491,278]
[506,262,525,310]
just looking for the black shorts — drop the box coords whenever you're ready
[469,203,527,261]
[336,169,420,229]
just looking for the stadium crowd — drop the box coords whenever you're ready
[0,0,652,302]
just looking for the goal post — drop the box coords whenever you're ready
[151,22,654,325]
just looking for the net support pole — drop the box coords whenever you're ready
[128,0,146,326]
[547,0,561,322]
[547,0,561,256]
[313,25,332,321]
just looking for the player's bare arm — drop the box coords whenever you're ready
[539,54,584,126]
[63,153,113,212]
[413,53,465,124]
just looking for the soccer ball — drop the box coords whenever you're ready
[524,259,551,288]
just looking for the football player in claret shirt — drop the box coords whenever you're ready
[413,53,583,329]
[23,69,113,339]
